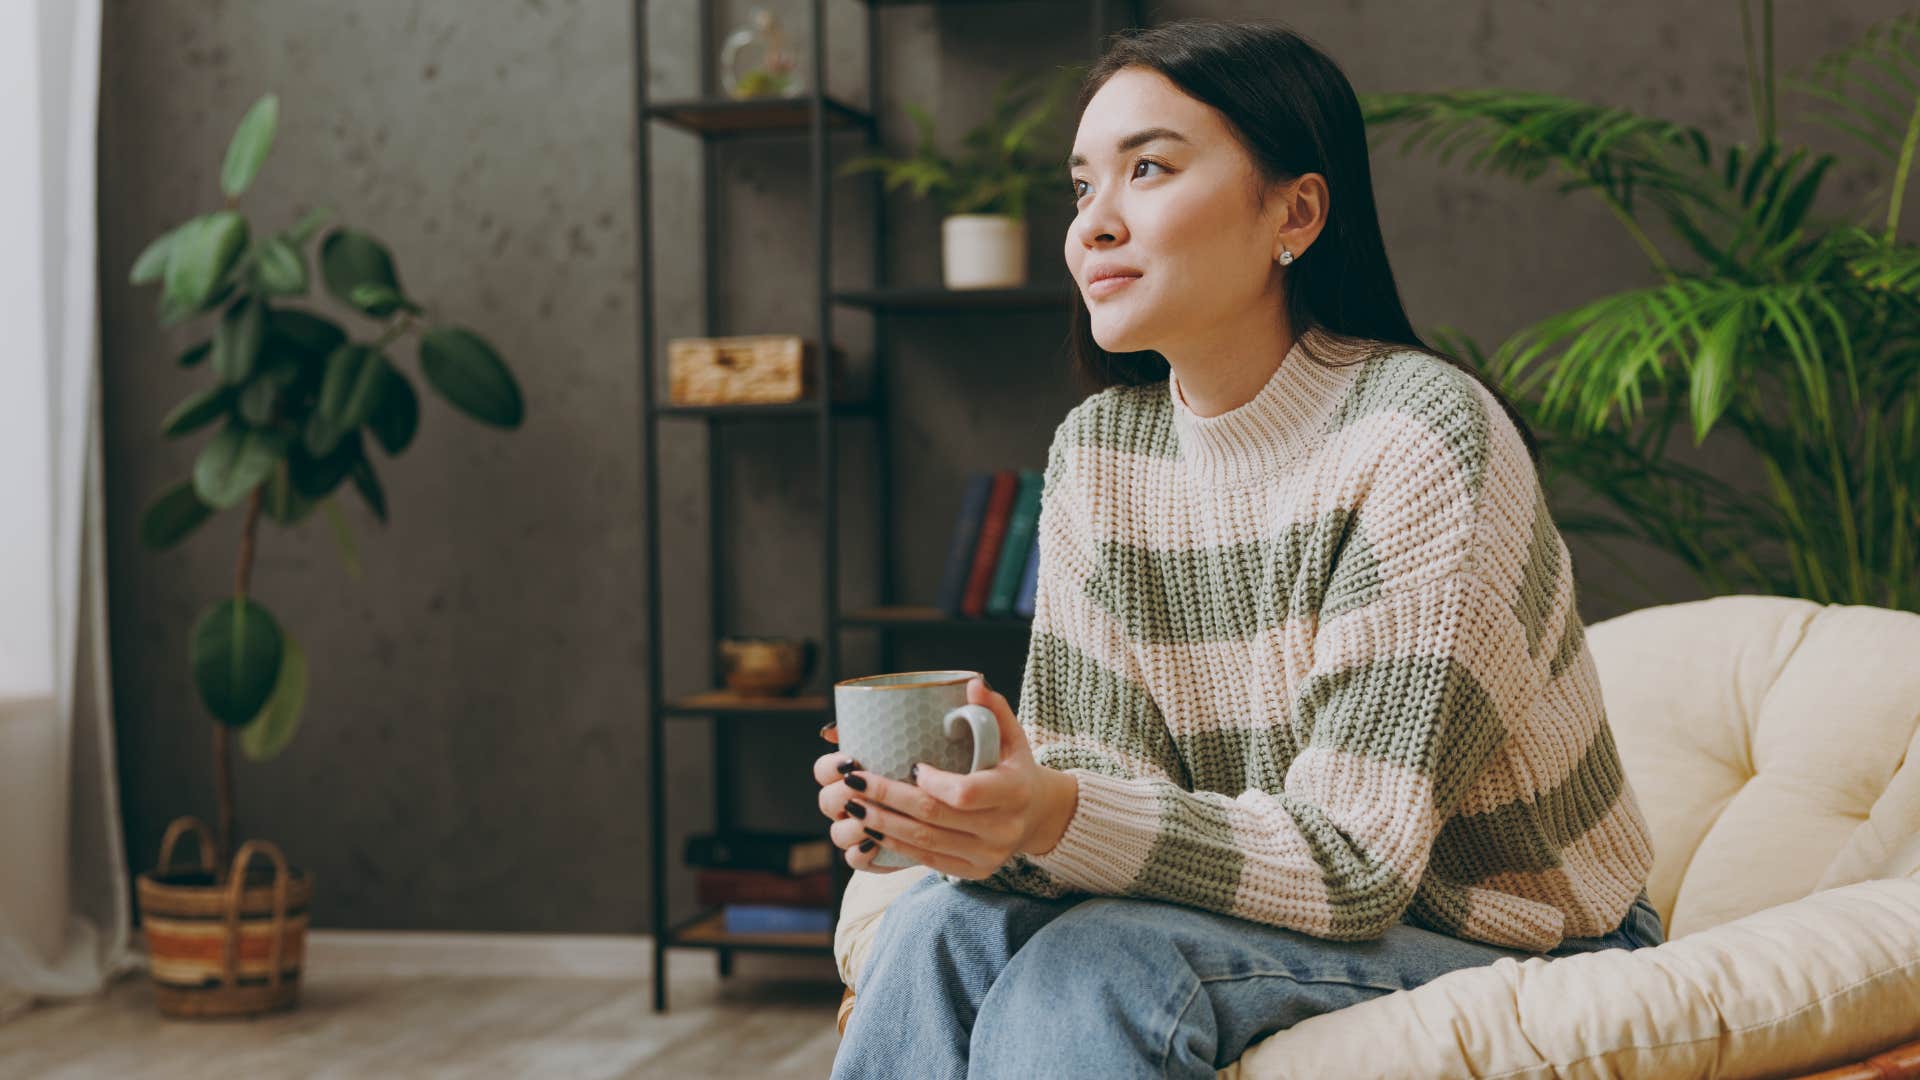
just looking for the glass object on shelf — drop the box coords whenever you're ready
[720,8,804,100]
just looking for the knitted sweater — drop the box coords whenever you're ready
[943,331,1657,953]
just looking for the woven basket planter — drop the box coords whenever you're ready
[134,816,313,1019]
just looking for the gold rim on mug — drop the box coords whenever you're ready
[833,669,982,691]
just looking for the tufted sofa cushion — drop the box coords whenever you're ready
[833,595,1920,1077]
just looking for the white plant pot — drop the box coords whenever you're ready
[941,214,1028,290]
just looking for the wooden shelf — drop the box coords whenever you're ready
[665,690,828,716]
[667,908,833,953]
[832,284,1075,313]
[839,605,1034,631]
[653,399,874,420]
[646,96,874,137]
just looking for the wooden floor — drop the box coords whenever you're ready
[0,952,846,1079]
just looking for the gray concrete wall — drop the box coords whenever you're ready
[99,0,1910,941]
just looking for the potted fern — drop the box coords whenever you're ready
[126,92,526,1018]
[1366,3,1920,614]
[838,64,1084,289]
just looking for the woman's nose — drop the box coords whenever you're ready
[1073,191,1125,246]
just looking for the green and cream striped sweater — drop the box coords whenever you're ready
[945,330,1657,953]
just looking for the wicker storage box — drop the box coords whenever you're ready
[668,334,846,406]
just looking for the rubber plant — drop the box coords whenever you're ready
[130,93,527,864]
[1364,3,1920,613]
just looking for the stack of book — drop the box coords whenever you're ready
[684,830,836,934]
[937,468,1042,619]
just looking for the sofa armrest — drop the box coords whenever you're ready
[833,865,936,990]
[1224,877,1920,1080]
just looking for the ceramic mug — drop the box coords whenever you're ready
[832,670,1001,868]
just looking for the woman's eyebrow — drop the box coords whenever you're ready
[1066,127,1191,168]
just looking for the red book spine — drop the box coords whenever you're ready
[962,470,1019,618]
[696,868,836,907]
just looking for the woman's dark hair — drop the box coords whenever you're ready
[1064,19,1539,464]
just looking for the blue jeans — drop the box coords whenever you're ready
[831,874,1665,1079]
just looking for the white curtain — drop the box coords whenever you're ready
[0,0,139,1022]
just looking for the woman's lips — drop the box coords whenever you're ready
[1088,272,1141,298]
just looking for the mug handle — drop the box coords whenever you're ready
[943,704,1000,773]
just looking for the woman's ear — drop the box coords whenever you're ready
[1274,174,1330,261]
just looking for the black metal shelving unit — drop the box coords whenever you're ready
[633,0,1144,1013]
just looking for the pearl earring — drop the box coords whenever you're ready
[1278,246,1295,266]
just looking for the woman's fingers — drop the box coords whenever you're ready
[812,749,860,787]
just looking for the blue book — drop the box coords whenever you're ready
[724,903,834,934]
[936,472,994,615]
[1014,532,1039,617]
[988,469,1044,617]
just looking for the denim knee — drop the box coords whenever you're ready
[859,877,1055,992]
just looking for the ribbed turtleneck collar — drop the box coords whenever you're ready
[1168,329,1369,489]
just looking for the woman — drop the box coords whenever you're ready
[817,19,1663,1079]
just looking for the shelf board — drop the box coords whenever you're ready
[839,605,1034,631]
[832,283,1075,313]
[667,907,834,953]
[666,690,828,716]
[653,400,874,420]
[646,96,874,137]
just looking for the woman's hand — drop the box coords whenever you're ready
[812,677,1078,878]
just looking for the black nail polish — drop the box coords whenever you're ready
[837,758,861,774]
[844,773,868,791]
[910,764,920,783]
[864,827,884,841]
[846,800,867,819]
[858,838,876,852]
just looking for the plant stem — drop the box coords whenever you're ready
[1884,98,1920,241]
[372,312,417,351]
[1599,194,1676,281]
[216,484,266,871]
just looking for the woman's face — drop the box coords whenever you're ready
[1064,66,1289,357]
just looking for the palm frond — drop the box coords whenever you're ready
[1362,90,1721,215]
[1491,278,1855,443]
[1785,13,1920,164]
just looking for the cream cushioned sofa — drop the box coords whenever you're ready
[832,595,1920,1078]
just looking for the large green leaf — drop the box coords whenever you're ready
[161,385,232,437]
[240,630,306,761]
[419,328,523,428]
[193,424,290,509]
[264,460,319,525]
[190,597,283,727]
[287,205,332,246]
[130,222,188,285]
[176,341,212,368]
[221,94,279,198]
[351,455,387,523]
[212,296,266,385]
[320,229,404,315]
[139,479,214,550]
[238,355,301,426]
[292,427,362,498]
[316,340,387,432]
[160,212,248,325]
[368,365,419,454]
[266,307,347,361]
[253,237,307,295]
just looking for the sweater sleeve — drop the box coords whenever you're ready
[940,409,1190,898]
[966,388,1546,941]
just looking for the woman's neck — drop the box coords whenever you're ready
[1163,319,1297,419]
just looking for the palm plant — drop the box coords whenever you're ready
[1364,3,1920,612]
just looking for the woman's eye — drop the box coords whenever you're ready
[1071,159,1166,202]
